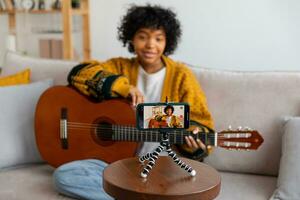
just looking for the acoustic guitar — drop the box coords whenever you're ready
[35,86,264,167]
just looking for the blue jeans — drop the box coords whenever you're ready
[53,159,113,200]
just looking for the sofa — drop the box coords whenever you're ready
[1,50,300,200]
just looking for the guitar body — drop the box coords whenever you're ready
[35,86,138,167]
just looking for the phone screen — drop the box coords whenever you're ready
[136,103,189,130]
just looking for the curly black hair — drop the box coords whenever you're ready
[117,4,182,56]
[164,105,174,114]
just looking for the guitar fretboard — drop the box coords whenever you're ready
[110,125,215,145]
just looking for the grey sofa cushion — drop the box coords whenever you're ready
[1,51,77,85]
[270,117,300,200]
[0,79,53,169]
[190,67,300,176]
[0,164,73,199]
[216,172,277,200]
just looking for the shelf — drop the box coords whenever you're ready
[0,8,87,15]
[72,9,88,15]
[1,0,90,60]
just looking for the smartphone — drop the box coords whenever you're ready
[136,102,190,130]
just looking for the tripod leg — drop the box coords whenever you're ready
[166,145,196,177]
[139,152,152,163]
[140,145,164,178]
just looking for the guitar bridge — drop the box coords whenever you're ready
[60,108,68,149]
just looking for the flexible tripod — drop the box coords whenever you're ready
[139,131,196,178]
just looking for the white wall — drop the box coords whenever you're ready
[90,0,300,71]
[0,16,8,66]
[1,0,300,71]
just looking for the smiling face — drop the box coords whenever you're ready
[132,28,166,73]
[165,108,173,116]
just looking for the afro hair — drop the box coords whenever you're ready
[117,4,182,56]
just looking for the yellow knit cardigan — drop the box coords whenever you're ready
[68,56,214,157]
[69,55,213,129]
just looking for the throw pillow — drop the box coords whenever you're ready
[0,79,53,169]
[2,51,77,85]
[270,117,300,199]
[0,68,30,86]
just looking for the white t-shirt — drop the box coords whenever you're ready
[137,65,166,103]
[166,116,172,127]
[136,65,167,156]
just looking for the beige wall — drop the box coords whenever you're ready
[90,0,300,71]
[1,0,300,70]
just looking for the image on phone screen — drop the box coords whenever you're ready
[137,103,189,130]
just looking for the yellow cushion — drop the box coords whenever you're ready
[0,69,31,86]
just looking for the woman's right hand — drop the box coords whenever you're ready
[128,85,144,106]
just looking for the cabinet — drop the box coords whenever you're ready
[0,0,90,60]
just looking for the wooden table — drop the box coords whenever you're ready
[103,157,221,200]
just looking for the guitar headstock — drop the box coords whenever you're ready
[217,126,264,151]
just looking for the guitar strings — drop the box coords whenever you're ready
[67,124,224,139]
[62,123,256,147]
[67,121,214,133]
[65,122,227,139]
[65,121,251,139]
[67,122,249,139]
[67,127,226,139]
[66,127,199,144]
[67,122,214,134]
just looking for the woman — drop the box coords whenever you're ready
[53,4,214,200]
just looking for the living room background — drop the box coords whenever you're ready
[1,0,299,71]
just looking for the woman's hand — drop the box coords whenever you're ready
[128,85,144,106]
[184,127,206,150]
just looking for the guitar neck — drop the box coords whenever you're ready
[111,125,216,146]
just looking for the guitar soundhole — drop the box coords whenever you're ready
[91,117,115,147]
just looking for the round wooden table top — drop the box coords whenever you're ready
[103,156,221,200]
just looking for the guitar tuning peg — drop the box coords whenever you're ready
[228,125,232,130]
[245,127,252,131]
[237,126,242,131]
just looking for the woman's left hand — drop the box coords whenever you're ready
[184,127,206,150]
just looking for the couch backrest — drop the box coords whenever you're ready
[1,51,77,85]
[191,67,300,176]
[3,51,299,176]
